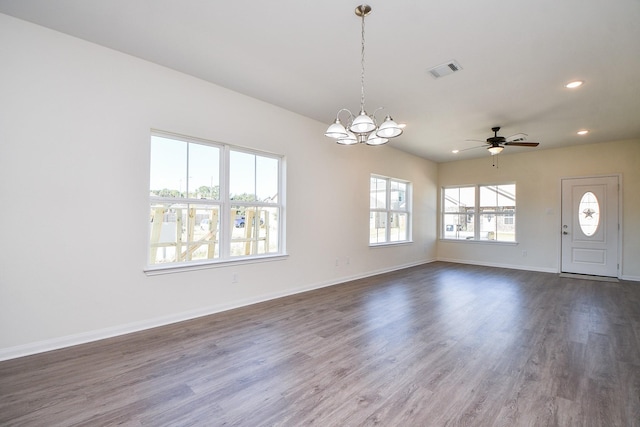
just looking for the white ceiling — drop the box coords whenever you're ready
[2,0,639,162]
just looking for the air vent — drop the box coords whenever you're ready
[427,60,463,79]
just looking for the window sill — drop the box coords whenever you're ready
[369,241,414,248]
[439,239,518,246]
[144,254,289,276]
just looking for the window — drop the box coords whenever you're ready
[148,132,283,268]
[578,191,599,236]
[442,184,516,242]
[442,186,475,240]
[370,175,411,245]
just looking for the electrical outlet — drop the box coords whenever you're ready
[232,273,238,283]
[522,250,527,257]
[335,258,340,267]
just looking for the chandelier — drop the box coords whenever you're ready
[324,5,404,146]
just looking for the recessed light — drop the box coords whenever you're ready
[452,149,459,154]
[565,80,584,89]
[577,130,589,135]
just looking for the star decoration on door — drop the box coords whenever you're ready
[583,208,596,219]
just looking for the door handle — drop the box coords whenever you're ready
[562,231,569,235]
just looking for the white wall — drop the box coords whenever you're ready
[0,14,438,360]
[437,139,640,280]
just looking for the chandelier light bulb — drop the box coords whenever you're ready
[366,133,389,146]
[350,111,376,133]
[337,131,358,145]
[324,119,348,139]
[376,116,403,138]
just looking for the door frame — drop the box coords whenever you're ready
[558,174,623,278]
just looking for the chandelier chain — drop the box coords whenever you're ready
[359,11,366,112]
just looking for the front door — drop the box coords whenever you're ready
[561,176,619,277]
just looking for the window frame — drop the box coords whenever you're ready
[441,183,517,243]
[146,131,286,273]
[369,174,412,246]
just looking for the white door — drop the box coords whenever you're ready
[561,176,619,277]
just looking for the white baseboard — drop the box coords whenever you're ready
[436,257,558,274]
[0,306,240,362]
[0,259,436,362]
[437,258,640,282]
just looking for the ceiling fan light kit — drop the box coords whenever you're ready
[460,126,541,157]
[487,145,504,155]
[324,5,403,146]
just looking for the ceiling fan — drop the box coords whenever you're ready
[464,126,540,155]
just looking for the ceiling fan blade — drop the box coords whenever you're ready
[459,145,486,152]
[504,142,540,147]
[506,133,528,142]
[464,139,485,143]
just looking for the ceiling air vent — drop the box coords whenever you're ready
[427,60,463,79]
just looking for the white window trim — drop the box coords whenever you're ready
[369,174,412,246]
[146,130,286,273]
[441,183,517,243]
[144,254,289,275]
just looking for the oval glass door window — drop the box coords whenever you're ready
[578,191,600,236]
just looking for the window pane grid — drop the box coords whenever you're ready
[370,177,387,209]
[149,203,221,264]
[230,205,280,257]
[370,175,411,245]
[444,186,475,213]
[442,184,516,242]
[149,133,283,267]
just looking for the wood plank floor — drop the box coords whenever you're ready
[1,262,639,426]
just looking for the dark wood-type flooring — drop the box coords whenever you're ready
[1,262,639,426]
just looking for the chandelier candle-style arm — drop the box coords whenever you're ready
[324,4,404,146]
[324,109,353,139]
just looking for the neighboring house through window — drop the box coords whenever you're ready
[442,184,516,242]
